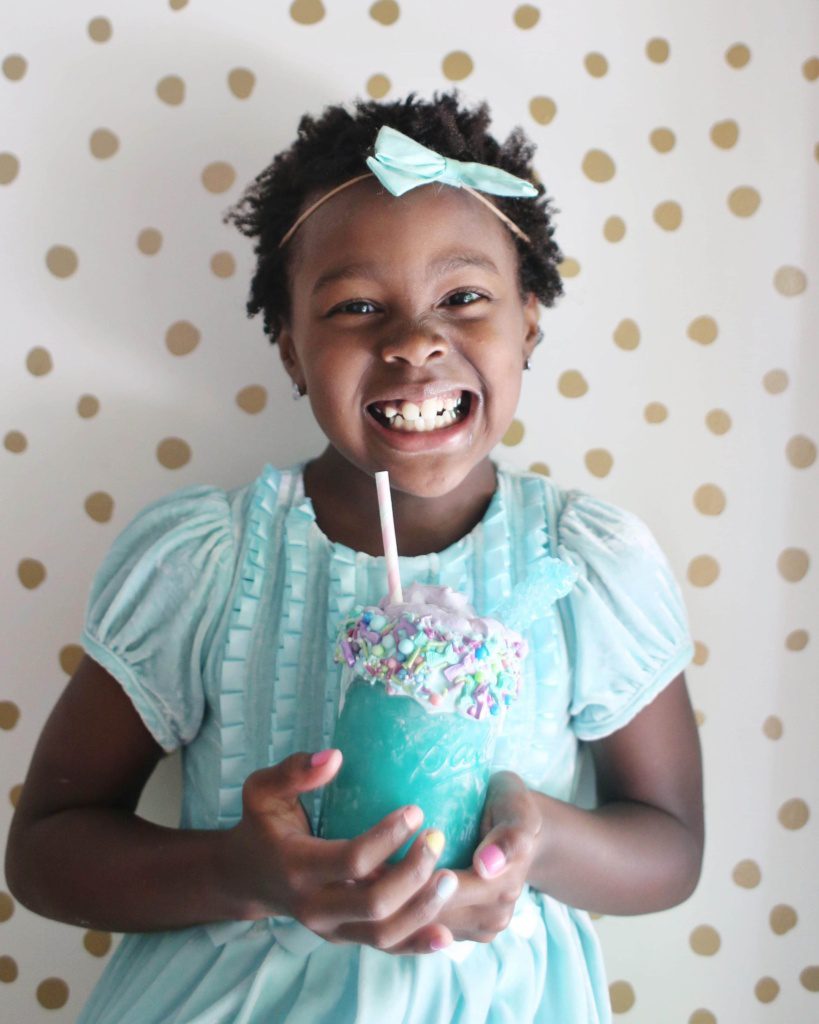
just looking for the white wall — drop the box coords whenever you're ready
[1,0,817,1019]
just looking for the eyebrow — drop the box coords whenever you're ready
[310,252,502,296]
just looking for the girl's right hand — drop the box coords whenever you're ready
[221,750,458,955]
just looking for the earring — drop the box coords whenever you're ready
[524,357,532,371]
[291,380,304,400]
[534,326,544,346]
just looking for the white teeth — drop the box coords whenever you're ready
[373,392,467,432]
[400,401,420,421]
[382,404,398,419]
[420,398,440,420]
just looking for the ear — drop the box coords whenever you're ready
[277,325,305,393]
[521,292,541,359]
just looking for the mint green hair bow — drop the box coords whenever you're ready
[366,125,539,200]
[277,125,538,248]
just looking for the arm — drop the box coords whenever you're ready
[527,670,704,913]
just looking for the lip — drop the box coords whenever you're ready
[364,389,479,453]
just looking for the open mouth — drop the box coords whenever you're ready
[367,391,472,433]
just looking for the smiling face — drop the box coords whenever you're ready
[278,177,540,502]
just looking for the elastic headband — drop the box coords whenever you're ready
[278,125,537,249]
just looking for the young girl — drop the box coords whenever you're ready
[6,92,703,1023]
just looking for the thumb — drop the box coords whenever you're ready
[242,749,342,812]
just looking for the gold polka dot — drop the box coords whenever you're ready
[88,17,112,42]
[2,55,27,81]
[694,709,706,727]
[0,702,20,730]
[46,245,79,278]
[705,409,731,435]
[502,420,525,446]
[59,644,84,676]
[582,149,616,182]
[603,216,626,242]
[0,892,14,922]
[156,75,185,105]
[529,462,550,476]
[4,430,27,453]
[777,548,809,583]
[0,152,20,185]
[529,96,556,125]
[202,161,236,194]
[169,0,189,8]
[800,966,819,992]
[366,74,391,99]
[370,0,400,24]
[687,556,720,587]
[646,38,670,63]
[762,369,788,394]
[732,859,761,888]
[693,484,726,516]
[609,980,635,1013]
[442,51,473,81]
[689,1011,716,1024]
[227,68,255,99]
[726,43,751,69]
[690,925,721,956]
[785,629,808,651]
[9,784,21,807]
[754,977,779,1003]
[774,265,807,296]
[558,370,588,398]
[728,186,761,217]
[157,437,191,469]
[613,318,640,350]
[84,491,114,523]
[514,4,540,29]
[558,257,580,278]
[644,402,668,424]
[165,320,201,356]
[236,385,268,414]
[36,978,69,1010]
[650,128,675,153]
[77,394,100,418]
[89,128,119,159]
[778,797,809,830]
[653,200,682,230]
[693,641,709,665]
[584,52,608,77]
[210,252,236,278]
[769,904,797,935]
[137,228,162,255]
[0,955,18,983]
[83,930,113,957]
[26,346,53,376]
[711,119,739,149]
[585,449,613,478]
[290,0,325,23]
[18,558,46,589]
[786,434,816,468]
[687,316,718,345]
[763,716,783,740]
[803,57,819,82]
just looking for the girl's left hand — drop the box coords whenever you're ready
[390,771,543,951]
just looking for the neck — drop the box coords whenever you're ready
[302,447,498,557]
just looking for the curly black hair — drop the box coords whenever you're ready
[224,91,564,343]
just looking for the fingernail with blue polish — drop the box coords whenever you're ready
[436,874,458,901]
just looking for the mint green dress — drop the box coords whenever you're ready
[78,464,694,1024]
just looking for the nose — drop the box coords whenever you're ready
[380,319,449,367]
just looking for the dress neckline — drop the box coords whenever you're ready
[265,461,507,565]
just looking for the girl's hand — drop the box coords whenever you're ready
[221,750,459,954]
[386,771,542,952]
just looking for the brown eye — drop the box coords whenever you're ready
[334,300,378,315]
[444,290,484,306]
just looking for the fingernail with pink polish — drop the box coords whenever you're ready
[477,843,506,878]
[310,749,335,767]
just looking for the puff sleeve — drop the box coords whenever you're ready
[80,486,235,753]
[555,490,694,741]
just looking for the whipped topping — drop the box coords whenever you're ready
[335,584,527,720]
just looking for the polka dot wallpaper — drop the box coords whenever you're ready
[1,0,817,1020]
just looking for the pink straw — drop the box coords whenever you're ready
[375,471,403,604]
